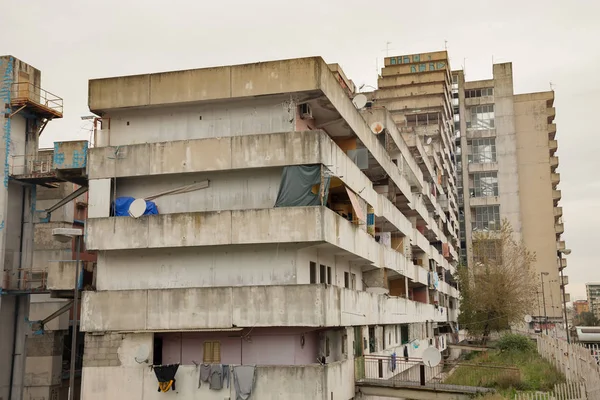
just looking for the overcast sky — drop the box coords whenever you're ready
[2,0,598,301]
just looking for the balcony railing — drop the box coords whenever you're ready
[11,82,63,116]
[9,154,54,176]
[3,265,48,292]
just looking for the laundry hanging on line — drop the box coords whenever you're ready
[153,363,179,393]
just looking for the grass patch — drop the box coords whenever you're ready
[444,348,565,394]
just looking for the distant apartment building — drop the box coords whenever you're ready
[81,57,460,399]
[587,284,600,319]
[451,63,569,323]
[573,300,590,316]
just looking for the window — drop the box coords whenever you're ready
[327,267,332,284]
[203,341,221,363]
[325,337,330,357]
[310,262,317,284]
[467,105,495,130]
[413,54,420,62]
[351,273,357,290]
[390,57,397,65]
[401,325,409,344]
[344,272,349,288]
[395,326,399,343]
[429,62,435,71]
[403,56,410,64]
[472,205,500,231]
[465,88,494,98]
[342,335,347,355]
[471,172,499,197]
[320,265,326,283]
[418,63,426,72]
[473,239,503,265]
[468,138,497,163]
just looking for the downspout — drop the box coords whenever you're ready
[9,186,27,400]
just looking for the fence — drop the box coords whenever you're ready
[9,154,54,176]
[357,355,519,389]
[11,81,63,115]
[536,334,600,398]
[515,382,587,400]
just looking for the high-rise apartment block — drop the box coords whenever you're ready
[587,284,600,319]
[81,57,460,399]
[452,63,568,323]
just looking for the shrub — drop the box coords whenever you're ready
[496,333,535,353]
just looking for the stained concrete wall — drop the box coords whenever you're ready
[98,97,295,147]
[80,285,448,332]
[114,168,282,215]
[515,92,562,319]
[492,63,522,235]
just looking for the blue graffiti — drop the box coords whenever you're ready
[1,57,13,188]
[0,220,4,231]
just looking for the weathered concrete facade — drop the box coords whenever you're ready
[452,64,569,322]
[82,57,459,399]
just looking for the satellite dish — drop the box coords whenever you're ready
[134,344,150,364]
[524,315,533,323]
[422,346,442,367]
[370,121,384,134]
[129,198,147,218]
[425,137,433,145]
[352,94,368,109]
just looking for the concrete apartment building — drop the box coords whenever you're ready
[0,55,93,400]
[573,300,589,316]
[452,63,569,324]
[586,284,600,319]
[81,57,460,399]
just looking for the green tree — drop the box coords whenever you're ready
[574,311,600,327]
[456,220,537,343]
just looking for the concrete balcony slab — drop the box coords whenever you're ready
[80,284,450,332]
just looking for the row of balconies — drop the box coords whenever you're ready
[80,284,452,332]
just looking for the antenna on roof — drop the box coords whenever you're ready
[550,82,555,91]
[382,42,394,57]
[444,40,448,50]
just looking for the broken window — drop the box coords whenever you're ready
[471,205,500,232]
[467,105,495,130]
[468,138,497,163]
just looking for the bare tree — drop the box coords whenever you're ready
[457,219,537,343]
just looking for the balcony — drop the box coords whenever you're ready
[554,207,563,219]
[559,258,568,270]
[469,196,500,207]
[81,360,354,400]
[564,293,571,303]
[555,223,564,235]
[467,162,498,173]
[551,173,560,188]
[549,140,558,155]
[547,107,556,123]
[80,284,450,332]
[10,82,63,119]
[553,190,562,204]
[557,240,566,251]
[550,156,559,170]
[561,275,569,287]
[548,123,556,140]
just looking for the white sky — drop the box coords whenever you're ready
[2,0,598,301]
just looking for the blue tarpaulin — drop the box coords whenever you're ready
[111,197,159,217]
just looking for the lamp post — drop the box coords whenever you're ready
[541,272,549,335]
[558,248,572,343]
[52,228,83,400]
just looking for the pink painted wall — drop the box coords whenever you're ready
[159,327,319,366]
[295,107,316,131]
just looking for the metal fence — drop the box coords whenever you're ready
[516,382,587,400]
[357,355,519,389]
[9,154,54,176]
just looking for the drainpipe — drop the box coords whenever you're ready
[8,186,27,400]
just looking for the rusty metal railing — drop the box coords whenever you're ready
[11,82,63,114]
[9,154,54,176]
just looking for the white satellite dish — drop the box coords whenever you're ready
[524,315,533,323]
[134,344,150,364]
[129,198,147,218]
[422,346,442,367]
[370,121,384,134]
[425,137,433,145]
[352,94,368,109]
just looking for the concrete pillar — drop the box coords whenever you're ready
[0,295,30,400]
[23,331,63,400]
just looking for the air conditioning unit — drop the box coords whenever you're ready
[299,103,312,119]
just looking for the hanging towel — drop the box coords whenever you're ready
[209,364,224,390]
[389,352,397,372]
[233,365,256,400]
[223,364,230,388]
[403,345,409,361]
[198,363,211,388]
[153,364,179,392]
